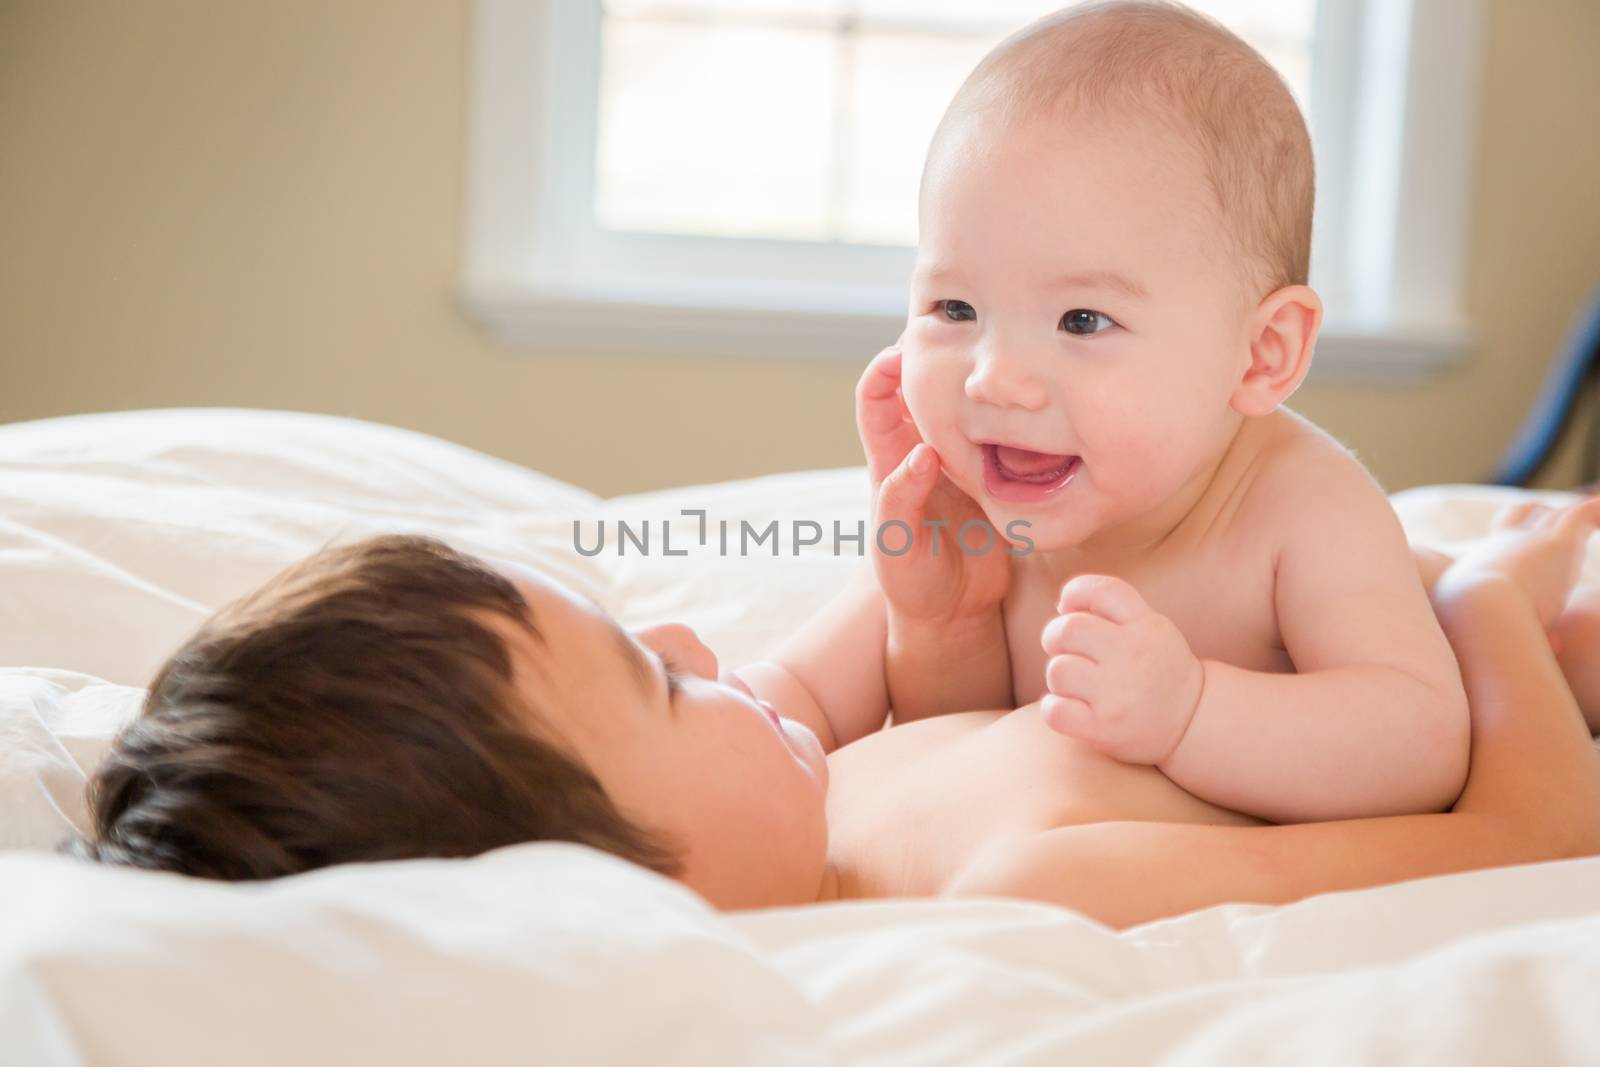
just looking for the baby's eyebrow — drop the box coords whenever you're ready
[912,263,1149,301]
[912,263,960,285]
[1050,270,1150,300]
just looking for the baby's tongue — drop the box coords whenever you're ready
[995,445,1069,479]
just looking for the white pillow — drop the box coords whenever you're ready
[0,409,610,687]
[0,410,868,852]
[0,843,827,1067]
[0,670,142,849]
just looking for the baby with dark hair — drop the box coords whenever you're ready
[76,537,678,881]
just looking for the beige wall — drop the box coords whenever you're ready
[2,1,1597,497]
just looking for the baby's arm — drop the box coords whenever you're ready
[887,607,1014,722]
[734,560,893,753]
[1160,460,1470,822]
[955,517,1600,928]
[856,344,1015,722]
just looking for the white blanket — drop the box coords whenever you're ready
[2,409,1597,1065]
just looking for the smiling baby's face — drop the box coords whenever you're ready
[901,109,1261,552]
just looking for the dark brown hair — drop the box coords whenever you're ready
[71,535,679,880]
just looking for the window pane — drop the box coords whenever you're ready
[1193,0,1317,42]
[595,1,1317,246]
[595,20,837,240]
[840,31,999,245]
[606,1,845,21]
[856,1,1058,29]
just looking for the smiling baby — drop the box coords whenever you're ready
[737,0,1471,823]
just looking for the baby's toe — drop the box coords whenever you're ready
[1489,500,1551,531]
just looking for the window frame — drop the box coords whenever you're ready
[461,0,1486,381]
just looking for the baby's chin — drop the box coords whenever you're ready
[974,497,1102,556]
[930,473,1034,545]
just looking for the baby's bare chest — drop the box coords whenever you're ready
[1004,542,1292,705]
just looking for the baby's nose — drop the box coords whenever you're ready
[635,622,719,679]
[685,637,719,681]
[668,625,719,680]
[964,353,1049,411]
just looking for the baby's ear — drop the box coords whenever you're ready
[1230,285,1322,417]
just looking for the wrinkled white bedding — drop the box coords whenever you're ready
[3,409,1599,1065]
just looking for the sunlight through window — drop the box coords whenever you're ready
[595,1,1316,246]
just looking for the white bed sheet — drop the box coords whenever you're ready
[3,408,1598,1065]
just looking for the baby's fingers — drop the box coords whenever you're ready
[856,346,921,485]
[1490,500,1547,531]
[1057,573,1146,623]
[1044,652,1098,703]
[1040,610,1116,660]
[877,443,940,529]
[857,345,904,402]
[1553,495,1600,538]
[1040,692,1097,740]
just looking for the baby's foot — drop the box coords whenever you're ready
[1417,495,1600,735]
[1489,496,1600,734]
[1490,499,1557,531]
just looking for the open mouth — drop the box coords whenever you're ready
[981,443,1080,503]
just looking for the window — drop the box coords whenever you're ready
[463,0,1486,379]
[594,1,1316,246]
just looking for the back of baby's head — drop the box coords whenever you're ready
[933,0,1313,297]
[73,535,676,880]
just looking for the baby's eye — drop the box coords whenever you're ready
[1060,309,1117,336]
[658,651,686,698]
[940,299,977,323]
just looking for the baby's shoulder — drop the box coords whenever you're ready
[1252,409,1374,481]
[1234,410,1392,532]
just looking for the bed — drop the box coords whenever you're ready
[4,408,1599,1065]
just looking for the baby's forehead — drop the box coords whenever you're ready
[938,98,1202,182]
[919,111,1219,264]
[491,562,648,700]
[924,2,1314,293]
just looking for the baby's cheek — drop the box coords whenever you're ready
[901,350,987,500]
[898,345,957,445]
[899,365,931,433]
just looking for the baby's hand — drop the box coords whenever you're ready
[856,344,1009,623]
[1039,575,1203,765]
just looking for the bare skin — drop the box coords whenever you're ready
[774,5,1467,828]
[500,497,1600,927]
[827,504,1600,910]
[821,699,1263,901]
[755,108,1472,826]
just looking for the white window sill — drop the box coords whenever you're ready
[458,280,1473,385]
